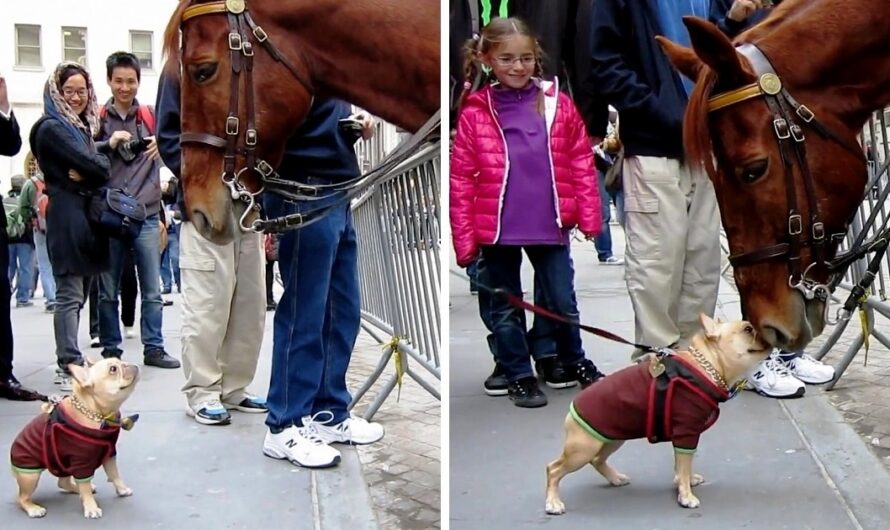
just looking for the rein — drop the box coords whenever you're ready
[178,0,438,232]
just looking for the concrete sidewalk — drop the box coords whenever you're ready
[449,233,890,529]
[0,288,430,529]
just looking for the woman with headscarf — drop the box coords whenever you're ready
[29,62,111,391]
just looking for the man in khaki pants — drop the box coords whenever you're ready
[155,69,267,425]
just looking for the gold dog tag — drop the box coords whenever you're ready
[648,357,665,378]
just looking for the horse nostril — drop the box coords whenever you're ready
[761,325,788,348]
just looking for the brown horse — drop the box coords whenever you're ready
[163,0,439,244]
[657,1,890,351]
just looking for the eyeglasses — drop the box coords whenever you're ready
[494,55,536,68]
[62,88,88,99]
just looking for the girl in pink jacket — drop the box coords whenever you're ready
[450,17,604,409]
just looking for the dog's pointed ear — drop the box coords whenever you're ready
[83,355,98,367]
[656,35,703,83]
[700,313,720,339]
[68,364,92,388]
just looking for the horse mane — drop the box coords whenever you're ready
[162,0,193,74]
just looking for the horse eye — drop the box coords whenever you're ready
[190,63,218,84]
[737,159,768,184]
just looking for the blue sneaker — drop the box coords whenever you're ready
[224,394,268,413]
[187,399,231,425]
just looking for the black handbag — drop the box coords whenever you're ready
[88,188,146,240]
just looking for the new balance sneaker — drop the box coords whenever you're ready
[785,353,835,385]
[483,365,508,396]
[572,358,606,389]
[507,377,548,408]
[263,425,341,468]
[224,394,268,413]
[187,400,231,425]
[311,413,385,445]
[53,370,72,392]
[535,357,578,389]
[746,353,806,398]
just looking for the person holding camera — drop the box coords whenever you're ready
[95,52,179,369]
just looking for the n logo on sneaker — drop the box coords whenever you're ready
[285,439,298,448]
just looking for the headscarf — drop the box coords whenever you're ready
[42,61,100,146]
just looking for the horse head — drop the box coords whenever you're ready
[659,16,871,351]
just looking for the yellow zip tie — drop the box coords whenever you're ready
[384,336,406,401]
[859,292,871,366]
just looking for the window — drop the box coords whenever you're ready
[62,27,88,66]
[130,31,153,70]
[15,24,41,67]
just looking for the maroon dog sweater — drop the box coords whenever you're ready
[570,355,730,453]
[10,404,120,481]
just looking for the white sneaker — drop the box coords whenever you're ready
[746,352,806,398]
[785,353,835,384]
[310,412,385,445]
[263,425,341,468]
[124,327,136,339]
[90,337,101,348]
[53,371,72,392]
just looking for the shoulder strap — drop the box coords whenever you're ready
[137,105,155,135]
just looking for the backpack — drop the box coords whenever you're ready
[3,197,25,240]
[99,104,155,135]
[31,176,49,233]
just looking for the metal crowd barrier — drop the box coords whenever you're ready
[348,139,442,419]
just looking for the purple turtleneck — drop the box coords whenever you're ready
[492,83,564,245]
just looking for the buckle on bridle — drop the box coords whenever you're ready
[256,159,274,177]
[228,32,243,51]
[242,41,254,57]
[773,117,791,139]
[790,123,805,142]
[788,214,803,235]
[226,116,240,136]
[245,128,257,146]
[812,222,825,240]
[252,26,268,42]
[796,105,815,123]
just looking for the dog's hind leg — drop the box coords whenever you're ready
[14,470,46,518]
[591,441,630,486]
[545,415,600,516]
[58,476,96,494]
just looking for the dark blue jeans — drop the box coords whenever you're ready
[265,191,360,429]
[592,170,614,262]
[480,245,585,382]
[160,224,180,291]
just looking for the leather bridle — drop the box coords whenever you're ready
[179,0,315,232]
[707,43,868,305]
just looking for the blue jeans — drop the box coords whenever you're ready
[98,214,164,353]
[8,243,34,304]
[265,191,360,429]
[34,231,55,304]
[593,170,614,262]
[481,245,585,382]
[160,224,181,291]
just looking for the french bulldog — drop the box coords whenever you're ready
[545,314,770,514]
[10,357,140,519]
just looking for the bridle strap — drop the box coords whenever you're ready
[242,10,315,94]
[181,1,229,22]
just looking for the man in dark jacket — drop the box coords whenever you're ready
[0,73,41,401]
[261,99,385,469]
[96,52,179,369]
[586,0,750,356]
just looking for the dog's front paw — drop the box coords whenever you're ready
[545,498,566,515]
[114,484,133,497]
[677,492,700,509]
[609,473,631,487]
[25,505,47,518]
[83,504,103,519]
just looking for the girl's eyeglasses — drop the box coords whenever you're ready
[494,55,536,68]
[62,88,88,98]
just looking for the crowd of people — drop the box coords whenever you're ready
[449,0,836,408]
[0,47,385,469]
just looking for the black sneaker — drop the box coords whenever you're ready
[535,357,578,389]
[483,365,508,396]
[507,377,548,408]
[144,348,181,369]
[572,359,606,389]
[101,348,123,359]
[187,400,231,425]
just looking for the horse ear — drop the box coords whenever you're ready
[682,16,748,87]
[655,36,703,83]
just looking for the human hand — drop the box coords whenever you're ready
[728,0,764,21]
[0,74,10,115]
[588,136,603,149]
[350,111,375,140]
[145,136,160,161]
[68,169,84,182]
[109,130,132,149]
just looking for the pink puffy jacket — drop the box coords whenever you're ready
[450,78,601,267]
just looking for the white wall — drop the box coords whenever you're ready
[0,0,179,185]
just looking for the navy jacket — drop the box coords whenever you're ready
[588,0,759,159]
[277,99,361,183]
[155,70,190,222]
[0,111,22,157]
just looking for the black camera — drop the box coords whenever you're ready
[118,137,148,163]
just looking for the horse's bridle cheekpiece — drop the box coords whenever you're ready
[706,43,871,314]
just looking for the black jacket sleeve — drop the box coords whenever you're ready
[573,0,610,138]
[0,111,22,157]
[34,120,110,188]
[155,70,182,179]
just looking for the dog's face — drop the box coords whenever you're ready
[68,357,140,413]
[699,314,772,381]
